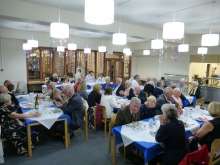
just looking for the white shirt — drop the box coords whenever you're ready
[85,74,95,83]
[96,77,106,84]
[75,72,82,81]
[100,95,120,118]
[130,79,139,89]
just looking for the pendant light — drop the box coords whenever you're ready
[85,0,114,25]
[163,22,184,40]
[178,44,189,53]
[201,33,219,46]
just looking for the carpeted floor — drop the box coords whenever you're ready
[4,130,142,165]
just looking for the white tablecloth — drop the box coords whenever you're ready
[120,108,212,147]
[26,107,63,129]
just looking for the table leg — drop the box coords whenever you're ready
[111,135,116,165]
[64,120,69,148]
[27,125,32,157]
[144,151,148,165]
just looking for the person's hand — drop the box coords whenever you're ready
[28,111,41,118]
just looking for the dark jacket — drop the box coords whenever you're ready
[156,119,187,165]
[88,90,101,107]
[116,84,125,97]
[115,106,140,126]
[156,94,174,113]
[189,86,201,99]
[62,94,83,128]
[140,105,159,119]
[127,88,135,100]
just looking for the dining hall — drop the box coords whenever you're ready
[0,0,220,165]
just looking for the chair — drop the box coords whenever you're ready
[179,145,209,165]
[108,114,117,153]
[74,98,89,142]
[93,105,109,136]
[209,139,220,165]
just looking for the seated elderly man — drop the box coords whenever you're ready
[115,97,141,126]
[59,85,84,129]
[156,87,175,113]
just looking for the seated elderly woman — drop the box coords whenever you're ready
[0,93,40,155]
[156,104,187,165]
[194,102,220,150]
[172,88,183,108]
[140,95,158,119]
[100,88,120,119]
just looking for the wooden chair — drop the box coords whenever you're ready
[108,114,117,153]
[209,138,220,165]
[93,105,110,136]
[74,98,89,142]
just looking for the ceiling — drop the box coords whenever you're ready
[0,18,144,42]
[20,0,220,34]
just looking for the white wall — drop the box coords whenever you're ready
[0,37,27,90]
[131,48,190,79]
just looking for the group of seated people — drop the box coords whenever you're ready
[0,73,213,163]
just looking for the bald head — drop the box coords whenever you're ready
[0,85,8,94]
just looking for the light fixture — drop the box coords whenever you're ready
[98,46,107,53]
[143,49,150,55]
[201,33,219,46]
[67,43,77,50]
[57,46,65,52]
[178,44,189,53]
[22,43,32,51]
[85,0,114,25]
[84,48,91,54]
[123,48,132,56]
[197,47,208,55]
[163,22,184,40]
[27,39,38,48]
[151,39,163,49]
[50,22,69,39]
[112,33,127,45]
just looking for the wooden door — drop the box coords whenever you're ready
[105,59,123,82]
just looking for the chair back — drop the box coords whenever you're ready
[94,105,106,129]
[179,145,209,165]
[209,139,220,165]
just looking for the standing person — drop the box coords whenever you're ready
[113,77,125,97]
[156,104,187,165]
[85,71,96,83]
[130,74,140,89]
[75,68,82,82]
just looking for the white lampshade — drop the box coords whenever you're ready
[84,48,91,54]
[67,43,77,50]
[112,33,127,45]
[98,46,107,53]
[57,46,65,52]
[197,47,208,55]
[178,44,189,52]
[85,0,114,25]
[123,48,132,56]
[22,43,32,51]
[201,34,219,46]
[50,22,69,39]
[27,39,38,48]
[143,49,150,55]
[163,22,184,40]
[151,39,163,49]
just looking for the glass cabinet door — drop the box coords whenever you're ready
[41,49,53,78]
[65,50,76,75]
[53,51,65,76]
[27,49,41,80]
